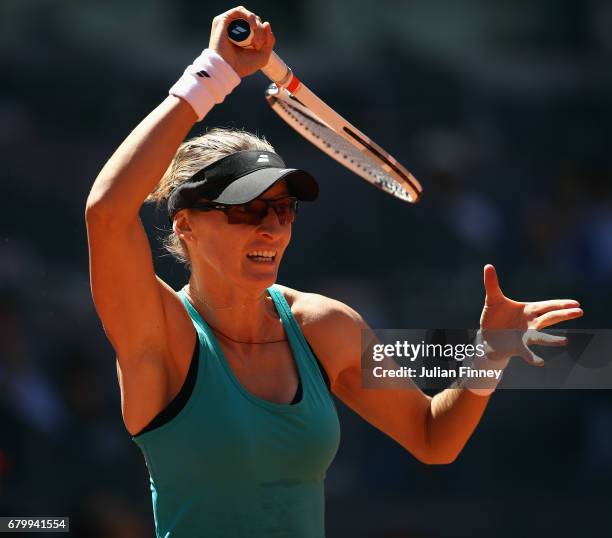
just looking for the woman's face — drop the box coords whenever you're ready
[178,180,293,291]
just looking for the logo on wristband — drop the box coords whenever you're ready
[196,70,210,78]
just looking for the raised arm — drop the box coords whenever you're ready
[85,95,197,357]
[84,6,274,432]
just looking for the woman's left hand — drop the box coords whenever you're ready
[478,264,583,366]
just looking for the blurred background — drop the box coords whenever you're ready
[2,0,612,536]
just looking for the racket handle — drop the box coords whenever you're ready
[227,18,292,85]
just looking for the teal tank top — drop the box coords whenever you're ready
[132,285,341,538]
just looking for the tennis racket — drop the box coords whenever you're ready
[227,19,423,203]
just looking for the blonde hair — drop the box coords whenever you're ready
[146,127,275,269]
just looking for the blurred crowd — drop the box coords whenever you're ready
[2,1,612,536]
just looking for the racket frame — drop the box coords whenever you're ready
[230,23,423,202]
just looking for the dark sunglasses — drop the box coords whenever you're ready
[189,196,299,225]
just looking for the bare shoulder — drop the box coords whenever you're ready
[274,284,365,335]
[276,284,362,320]
[274,284,368,385]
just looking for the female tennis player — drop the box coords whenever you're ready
[85,6,583,537]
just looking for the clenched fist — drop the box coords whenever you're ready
[209,6,275,78]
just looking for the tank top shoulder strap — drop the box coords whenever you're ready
[267,285,312,357]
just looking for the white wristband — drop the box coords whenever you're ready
[464,358,503,396]
[462,331,510,396]
[169,49,241,121]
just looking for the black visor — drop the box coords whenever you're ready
[167,150,319,220]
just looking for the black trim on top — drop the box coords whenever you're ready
[134,337,332,436]
[291,344,331,404]
[134,336,200,437]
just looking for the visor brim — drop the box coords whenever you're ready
[212,168,319,204]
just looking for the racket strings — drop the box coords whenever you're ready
[268,90,415,202]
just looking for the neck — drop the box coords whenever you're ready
[186,271,280,343]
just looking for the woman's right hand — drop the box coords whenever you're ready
[209,6,275,79]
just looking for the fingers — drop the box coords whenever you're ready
[520,347,545,367]
[218,7,268,50]
[525,299,581,316]
[209,6,274,77]
[483,264,505,305]
[519,329,569,367]
[214,6,252,30]
[260,21,275,53]
[251,16,267,50]
[220,5,257,22]
[533,307,583,329]
[524,329,568,347]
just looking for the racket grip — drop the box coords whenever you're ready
[227,18,291,85]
